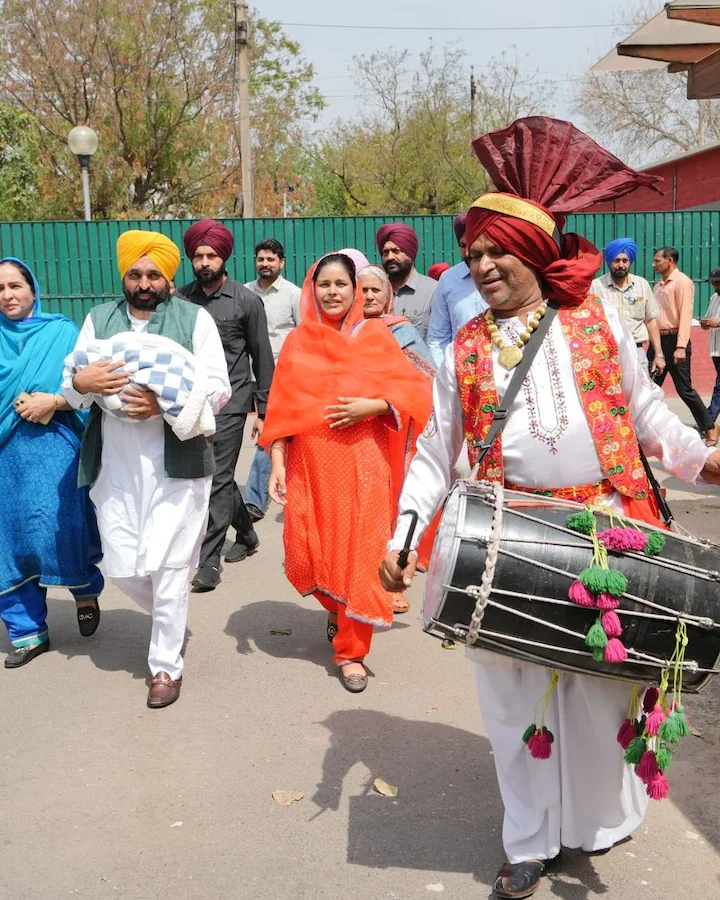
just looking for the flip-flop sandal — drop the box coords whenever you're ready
[327,615,338,643]
[493,853,561,899]
[338,661,368,693]
[393,597,410,614]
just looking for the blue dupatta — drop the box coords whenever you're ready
[0,257,82,448]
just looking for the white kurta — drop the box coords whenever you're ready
[389,306,713,862]
[62,307,231,579]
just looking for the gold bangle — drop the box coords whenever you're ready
[53,394,59,410]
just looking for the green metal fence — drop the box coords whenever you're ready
[1,212,719,324]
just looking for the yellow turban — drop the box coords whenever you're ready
[116,230,180,283]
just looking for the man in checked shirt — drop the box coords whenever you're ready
[590,237,664,377]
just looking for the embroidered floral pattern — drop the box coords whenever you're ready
[454,298,649,498]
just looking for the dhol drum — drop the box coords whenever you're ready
[422,480,720,691]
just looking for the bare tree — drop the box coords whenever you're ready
[574,1,720,163]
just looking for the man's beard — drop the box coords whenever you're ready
[123,284,171,312]
[383,258,412,282]
[195,262,226,286]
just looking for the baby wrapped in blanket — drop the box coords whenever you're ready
[67,331,216,440]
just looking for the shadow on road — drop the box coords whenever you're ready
[40,596,192,681]
[224,599,409,668]
[310,709,614,898]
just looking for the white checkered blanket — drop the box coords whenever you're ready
[68,332,216,440]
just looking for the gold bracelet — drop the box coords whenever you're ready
[53,394,59,410]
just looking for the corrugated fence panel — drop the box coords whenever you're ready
[2,213,720,323]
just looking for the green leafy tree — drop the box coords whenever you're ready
[0,0,323,218]
[307,45,555,215]
[0,102,40,220]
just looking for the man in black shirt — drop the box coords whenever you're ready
[180,220,275,592]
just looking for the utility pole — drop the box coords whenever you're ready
[234,0,254,218]
[470,66,477,146]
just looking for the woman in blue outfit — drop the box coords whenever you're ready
[0,257,104,668]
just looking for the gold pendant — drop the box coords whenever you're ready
[498,345,523,370]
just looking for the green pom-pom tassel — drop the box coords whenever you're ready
[655,745,673,772]
[624,736,646,765]
[592,646,606,662]
[522,723,537,744]
[579,566,607,594]
[586,618,609,650]
[672,705,690,737]
[658,716,680,744]
[644,533,666,556]
[605,568,628,597]
[566,510,596,535]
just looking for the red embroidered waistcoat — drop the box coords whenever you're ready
[454,295,649,499]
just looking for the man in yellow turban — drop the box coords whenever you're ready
[62,229,231,709]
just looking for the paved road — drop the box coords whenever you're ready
[1,407,719,900]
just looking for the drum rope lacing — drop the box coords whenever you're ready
[465,481,504,646]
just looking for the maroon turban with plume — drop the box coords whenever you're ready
[376,223,419,260]
[428,262,451,281]
[183,219,235,261]
[454,213,468,242]
[466,116,662,306]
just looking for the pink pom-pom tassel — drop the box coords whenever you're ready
[597,527,649,552]
[646,772,670,800]
[595,593,620,610]
[527,729,553,760]
[645,704,667,736]
[568,580,596,607]
[643,687,659,713]
[636,750,660,783]
[617,718,637,750]
[602,610,623,638]
[605,637,628,663]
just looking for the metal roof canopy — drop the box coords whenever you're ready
[591,2,720,98]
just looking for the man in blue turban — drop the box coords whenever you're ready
[591,237,665,375]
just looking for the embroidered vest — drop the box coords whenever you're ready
[77,297,215,488]
[455,296,648,500]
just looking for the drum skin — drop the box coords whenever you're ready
[423,482,720,691]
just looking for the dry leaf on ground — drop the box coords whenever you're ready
[373,777,399,798]
[272,790,304,806]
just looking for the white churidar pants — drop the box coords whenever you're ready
[112,567,190,680]
[472,652,649,863]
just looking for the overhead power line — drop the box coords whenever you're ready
[279,21,629,33]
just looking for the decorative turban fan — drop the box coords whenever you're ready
[604,237,638,268]
[376,223,420,261]
[117,231,180,283]
[466,117,663,306]
[428,262,451,281]
[183,219,235,262]
[454,213,468,242]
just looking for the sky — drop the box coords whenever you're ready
[263,1,651,130]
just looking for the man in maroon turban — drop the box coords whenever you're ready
[381,117,720,898]
[376,222,437,339]
[179,221,275,592]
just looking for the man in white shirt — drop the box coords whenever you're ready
[63,231,231,708]
[427,213,487,365]
[245,238,301,520]
[590,238,665,375]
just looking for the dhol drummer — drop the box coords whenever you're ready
[380,116,720,900]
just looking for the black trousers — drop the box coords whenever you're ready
[199,413,254,569]
[648,333,713,432]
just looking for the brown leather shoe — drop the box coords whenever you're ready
[147,671,182,709]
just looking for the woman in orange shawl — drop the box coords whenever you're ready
[261,253,432,693]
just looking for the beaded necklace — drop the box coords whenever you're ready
[487,301,548,370]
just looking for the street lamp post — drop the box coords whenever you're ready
[67,126,99,221]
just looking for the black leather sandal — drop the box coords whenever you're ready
[76,599,100,637]
[326,615,338,643]
[493,853,561,899]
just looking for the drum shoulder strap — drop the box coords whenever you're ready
[471,302,559,476]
